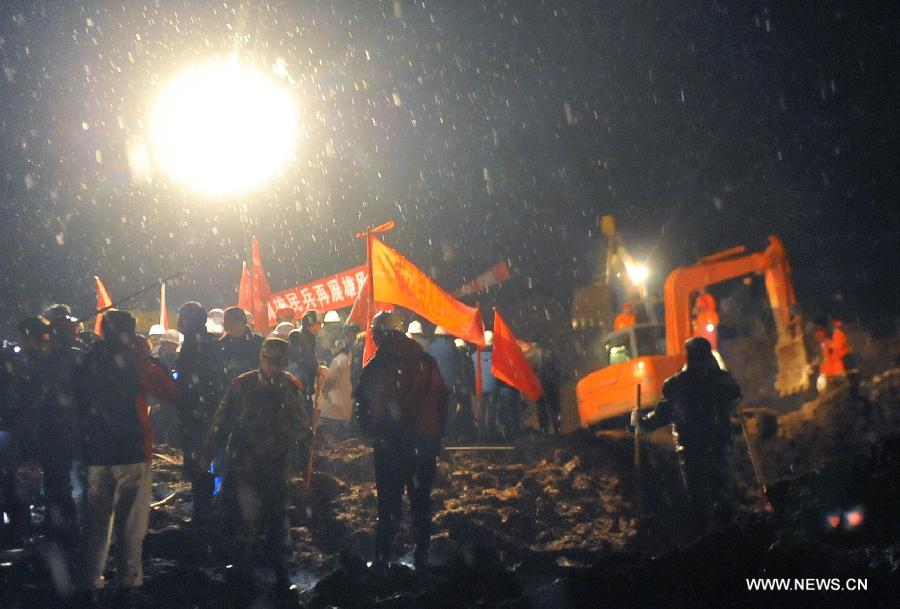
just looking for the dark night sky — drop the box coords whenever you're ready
[0,1,897,335]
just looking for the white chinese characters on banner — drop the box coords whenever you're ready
[265,265,366,325]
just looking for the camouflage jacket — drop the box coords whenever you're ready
[205,370,311,471]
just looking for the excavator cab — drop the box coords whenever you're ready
[577,324,683,426]
[603,324,667,365]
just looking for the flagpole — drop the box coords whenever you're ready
[81,272,183,324]
[475,300,483,442]
[160,282,168,330]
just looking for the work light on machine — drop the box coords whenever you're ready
[625,262,649,286]
[149,58,299,197]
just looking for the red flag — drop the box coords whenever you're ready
[371,238,485,347]
[353,222,399,367]
[94,275,113,336]
[346,275,389,365]
[491,309,543,401]
[453,260,512,297]
[249,237,272,332]
[159,282,169,330]
[237,261,252,311]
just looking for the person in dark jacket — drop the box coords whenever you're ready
[174,302,226,526]
[204,338,311,589]
[220,307,263,382]
[288,310,323,418]
[74,309,176,608]
[354,311,447,570]
[38,304,84,545]
[0,316,52,547]
[529,342,561,435]
[633,337,741,532]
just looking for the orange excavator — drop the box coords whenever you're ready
[577,236,810,426]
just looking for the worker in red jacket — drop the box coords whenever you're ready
[354,310,448,570]
[613,302,637,331]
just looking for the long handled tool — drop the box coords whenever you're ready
[304,375,326,491]
[736,400,771,507]
[633,384,643,519]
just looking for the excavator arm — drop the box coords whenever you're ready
[663,236,810,395]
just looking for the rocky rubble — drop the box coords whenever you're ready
[2,369,898,608]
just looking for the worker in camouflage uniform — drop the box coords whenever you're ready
[632,337,741,533]
[204,337,311,588]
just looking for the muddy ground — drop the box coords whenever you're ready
[2,369,899,608]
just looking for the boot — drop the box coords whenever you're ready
[373,517,395,568]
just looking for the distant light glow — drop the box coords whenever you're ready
[149,59,298,196]
[706,322,716,333]
[845,508,863,529]
[826,513,841,529]
[626,262,649,286]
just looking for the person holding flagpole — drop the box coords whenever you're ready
[353,310,448,570]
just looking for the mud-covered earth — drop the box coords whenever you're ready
[2,369,899,608]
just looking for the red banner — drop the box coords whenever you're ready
[265,264,367,326]
[453,260,511,297]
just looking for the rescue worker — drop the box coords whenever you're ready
[204,338,311,591]
[455,338,477,442]
[39,304,84,545]
[288,310,323,418]
[632,337,741,533]
[426,326,466,441]
[815,327,845,392]
[274,306,296,325]
[174,302,226,526]
[220,307,263,382]
[318,339,353,443]
[74,310,176,608]
[830,317,861,395]
[692,289,720,351]
[354,311,447,570]
[529,342,562,435]
[473,331,498,441]
[0,317,52,547]
[613,302,637,331]
[406,319,430,351]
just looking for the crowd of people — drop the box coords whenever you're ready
[0,300,563,607]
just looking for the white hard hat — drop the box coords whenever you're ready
[407,320,423,335]
[149,324,165,337]
[274,321,295,337]
[323,310,341,323]
[484,330,494,346]
[207,308,225,323]
[454,338,466,349]
[433,325,448,336]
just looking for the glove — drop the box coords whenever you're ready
[630,409,640,430]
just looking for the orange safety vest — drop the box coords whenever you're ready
[831,327,851,360]
[613,312,636,331]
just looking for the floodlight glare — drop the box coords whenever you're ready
[149,59,298,196]
[626,262,649,286]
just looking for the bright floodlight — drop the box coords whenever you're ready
[149,59,298,196]
[626,262,649,286]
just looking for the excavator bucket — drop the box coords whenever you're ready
[773,332,811,395]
